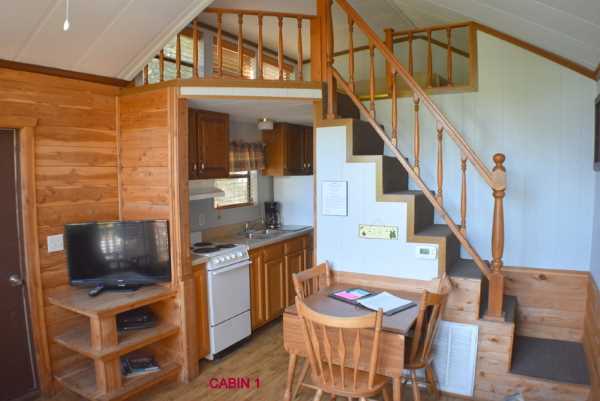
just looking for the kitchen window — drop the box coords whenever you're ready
[214,171,258,209]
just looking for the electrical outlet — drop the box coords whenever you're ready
[47,234,64,253]
[197,213,206,227]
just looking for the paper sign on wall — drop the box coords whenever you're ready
[322,181,347,216]
[358,224,399,240]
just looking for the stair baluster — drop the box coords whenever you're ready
[408,32,414,76]
[369,40,376,118]
[159,50,165,82]
[427,30,433,87]
[176,33,181,79]
[348,17,355,93]
[216,13,223,77]
[192,21,199,79]
[436,124,444,205]
[297,17,304,81]
[446,27,453,85]
[277,16,284,80]
[238,14,244,78]
[257,14,264,79]
[391,70,398,146]
[326,0,336,119]
[460,156,467,235]
[413,96,420,176]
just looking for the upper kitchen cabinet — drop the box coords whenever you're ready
[189,109,230,180]
[262,123,313,176]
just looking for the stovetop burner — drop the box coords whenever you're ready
[192,243,239,254]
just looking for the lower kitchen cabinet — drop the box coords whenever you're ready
[193,263,210,360]
[249,233,313,331]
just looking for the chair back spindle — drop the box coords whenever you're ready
[292,262,331,299]
[296,297,384,393]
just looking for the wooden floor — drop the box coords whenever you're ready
[43,319,468,401]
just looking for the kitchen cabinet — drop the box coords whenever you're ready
[189,109,229,179]
[249,233,313,331]
[262,123,313,176]
[193,263,210,360]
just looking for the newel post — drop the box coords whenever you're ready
[486,153,506,320]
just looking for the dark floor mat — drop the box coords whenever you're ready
[510,336,590,385]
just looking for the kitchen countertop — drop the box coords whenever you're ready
[191,226,313,267]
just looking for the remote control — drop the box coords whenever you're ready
[88,285,105,297]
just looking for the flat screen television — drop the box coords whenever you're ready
[64,220,171,288]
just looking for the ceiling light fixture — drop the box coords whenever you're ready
[257,118,274,131]
[63,0,70,31]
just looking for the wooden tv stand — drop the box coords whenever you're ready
[48,285,180,401]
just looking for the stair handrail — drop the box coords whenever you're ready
[326,0,507,319]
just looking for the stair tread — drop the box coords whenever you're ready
[511,336,591,386]
[415,224,453,238]
[447,259,483,279]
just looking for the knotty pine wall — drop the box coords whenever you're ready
[0,68,120,382]
[504,268,590,342]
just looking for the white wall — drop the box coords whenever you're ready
[372,31,597,271]
[316,125,438,280]
[590,80,600,286]
[274,176,314,226]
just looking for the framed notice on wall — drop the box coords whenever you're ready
[322,181,348,216]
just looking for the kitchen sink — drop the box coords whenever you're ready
[243,229,281,239]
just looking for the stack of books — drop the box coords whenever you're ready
[121,354,160,378]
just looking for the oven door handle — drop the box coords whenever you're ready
[210,260,251,276]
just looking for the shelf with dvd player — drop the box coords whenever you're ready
[48,285,181,401]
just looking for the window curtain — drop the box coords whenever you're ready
[230,141,265,172]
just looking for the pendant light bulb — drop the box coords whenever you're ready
[63,0,70,31]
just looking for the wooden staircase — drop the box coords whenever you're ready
[321,0,592,396]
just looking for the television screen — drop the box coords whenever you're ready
[64,220,171,287]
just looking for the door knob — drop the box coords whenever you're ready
[8,274,24,287]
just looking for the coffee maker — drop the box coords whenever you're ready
[264,202,281,229]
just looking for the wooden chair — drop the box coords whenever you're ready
[292,262,332,300]
[290,262,332,399]
[403,287,450,401]
[296,296,391,401]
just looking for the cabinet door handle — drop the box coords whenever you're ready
[193,163,198,172]
[201,163,205,170]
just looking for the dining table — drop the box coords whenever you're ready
[282,283,422,401]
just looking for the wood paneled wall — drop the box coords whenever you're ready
[118,88,197,381]
[0,67,120,389]
[584,278,600,401]
[504,267,589,341]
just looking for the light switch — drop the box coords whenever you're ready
[47,234,64,253]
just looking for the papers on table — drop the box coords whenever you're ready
[357,291,416,315]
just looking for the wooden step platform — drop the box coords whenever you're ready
[511,336,591,385]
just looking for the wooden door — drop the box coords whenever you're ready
[249,250,266,330]
[193,265,210,359]
[303,126,313,175]
[285,250,305,307]
[284,124,305,175]
[0,130,37,401]
[264,258,285,321]
[196,110,229,179]
[188,109,199,179]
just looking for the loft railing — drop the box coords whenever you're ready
[384,23,477,94]
[325,0,507,320]
[140,7,318,85]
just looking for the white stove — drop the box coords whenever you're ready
[191,241,251,359]
[191,242,249,271]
